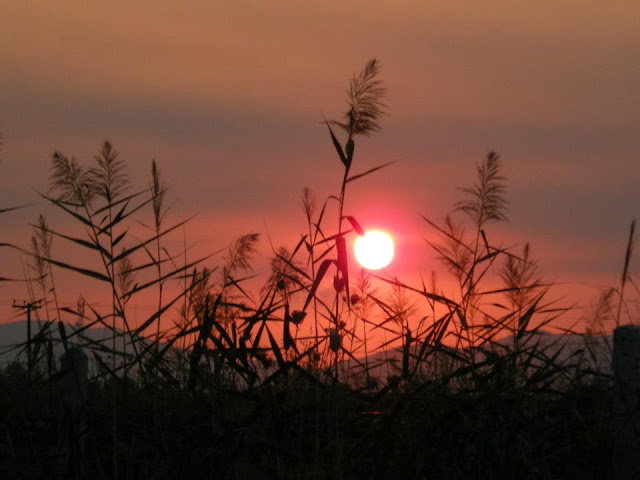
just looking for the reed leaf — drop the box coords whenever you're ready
[346,161,396,184]
[343,215,364,236]
[303,258,335,311]
[109,216,193,265]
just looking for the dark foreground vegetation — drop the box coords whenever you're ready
[0,60,637,479]
[0,367,623,479]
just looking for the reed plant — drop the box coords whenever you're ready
[0,60,634,479]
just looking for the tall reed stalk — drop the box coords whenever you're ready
[150,160,167,367]
[616,219,636,327]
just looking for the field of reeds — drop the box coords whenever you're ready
[0,59,637,479]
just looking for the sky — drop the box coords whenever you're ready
[1,1,639,333]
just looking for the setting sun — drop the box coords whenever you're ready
[354,230,394,270]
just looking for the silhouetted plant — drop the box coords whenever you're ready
[337,57,387,137]
[616,219,636,327]
[27,215,58,375]
[455,150,508,227]
[305,58,390,373]
[148,159,168,358]
[1,59,633,480]
[50,153,90,205]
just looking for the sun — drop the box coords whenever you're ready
[354,230,394,270]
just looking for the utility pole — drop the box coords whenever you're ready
[12,299,42,382]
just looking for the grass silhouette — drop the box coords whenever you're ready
[0,59,637,479]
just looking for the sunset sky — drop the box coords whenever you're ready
[1,1,639,331]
